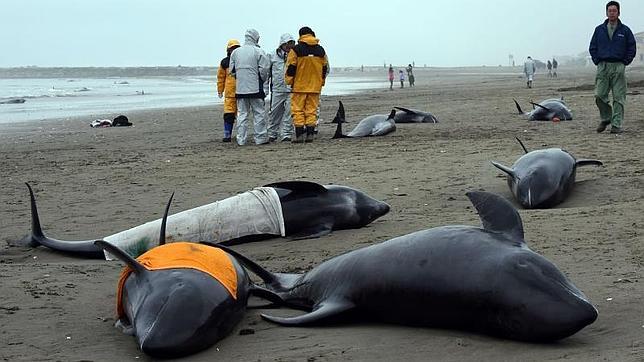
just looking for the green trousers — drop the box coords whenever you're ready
[594,61,627,128]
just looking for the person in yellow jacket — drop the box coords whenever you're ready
[217,39,240,142]
[285,26,329,143]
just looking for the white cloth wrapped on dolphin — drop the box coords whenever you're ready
[103,187,285,260]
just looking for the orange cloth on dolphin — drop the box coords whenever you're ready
[116,242,238,318]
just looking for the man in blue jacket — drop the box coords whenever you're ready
[589,1,636,134]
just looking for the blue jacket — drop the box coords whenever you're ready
[589,20,637,65]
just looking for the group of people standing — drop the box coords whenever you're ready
[216,26,329,145]
[388,64,415,90]
[522,56,558,88]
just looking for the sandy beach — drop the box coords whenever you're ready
[1,66,643,361]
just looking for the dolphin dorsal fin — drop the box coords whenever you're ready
[158,192,175,246]
[515,137,529,154]
[387,109,396,120]
[490,161,517,179]
[466,191,524,242]
[94,240,147,274]
[393,106,417,115]
[467,191,525,244]
[264,181,328,194]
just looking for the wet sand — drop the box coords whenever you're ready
[1,66,643,361]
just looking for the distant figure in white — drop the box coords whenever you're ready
[524,56,536,89]
[229,29,270,145]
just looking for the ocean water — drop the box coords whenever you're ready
[0,75,382,124]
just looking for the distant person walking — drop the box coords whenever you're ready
[286,26,329,143]
[267,33,296,142]
[388,65,394,90]
[406,64,415,87]
[552,58,558,78]
[229,29,271,145]
[399,70,405,88]
[523,56,536,88]
[217,39,240,142]
[589,1,636,134]
[547,60,553,78]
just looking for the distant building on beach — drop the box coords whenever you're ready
[635,31,644,64]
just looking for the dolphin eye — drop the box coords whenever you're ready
[516,260,529,268]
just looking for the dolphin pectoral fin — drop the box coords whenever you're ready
[263,181,328,194]
[115,318,135,336]
[530,102,552,113]
[249,284,285,307]
[515,137,529,154]
[290,223,333,240]
[330,100,346,123]
[387,109,396,119]
[466,191,525,243]
[490,161,517,179]
[261,299,355,326]
[393,106,416,114]
[200,242,282,287]
[94,240,147,273]
[575,159,603,167]
[513,99,524,115]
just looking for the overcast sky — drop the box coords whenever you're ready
[2,0,642,68]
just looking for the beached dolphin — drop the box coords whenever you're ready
[96,195,281,357]
[20,181,390,259]
[0,98,26,104]
[514,97,573,121]
[491,138,603,209]
[332,101,396,138]
[208,191,598,342]
[393,107,439,123]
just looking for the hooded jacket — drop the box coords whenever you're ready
[217,41,240,98]
[285,34,329,93]
[229,29,271,98]
[269,33,295,93]
[589,19,636,65]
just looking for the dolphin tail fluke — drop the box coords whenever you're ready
[261,299,355,326]
[491,161,518,180]
[513,99,524,115]
[332,120,349,139]
[158,192,175,246]
[576,159,603,167]
[331,100,346,123]
[23,183,104,258]
[515,137,529,154]
[95,240,147,274]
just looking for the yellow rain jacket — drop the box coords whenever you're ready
[285,34,329,93]
[116,242,238,319]
[217,40,240,113]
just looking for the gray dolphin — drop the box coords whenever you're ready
[20,181,390,258]
[491,138,603,208]
[332,101,396,138]
[210,191,598,342]
[514,97,573,121]
[95,194,280,357]
[393,107,439,123]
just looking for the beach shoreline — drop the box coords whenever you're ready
[1,65,643,361]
